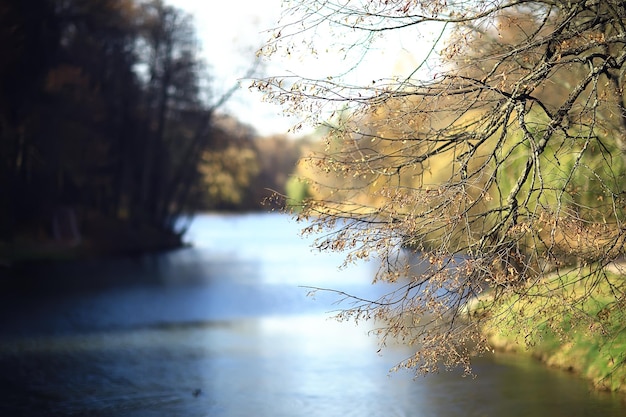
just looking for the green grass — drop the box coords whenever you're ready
[480,267,626,392]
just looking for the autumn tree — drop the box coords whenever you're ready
[195,115,311,212]
[260,1,626,376]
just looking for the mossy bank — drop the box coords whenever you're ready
[476,266,626,394]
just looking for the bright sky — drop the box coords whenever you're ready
[168,0,441,137]
[167,0,288,136]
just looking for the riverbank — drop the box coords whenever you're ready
[478,265,626,394]
[0,213,186,268]
[487,331,626,394]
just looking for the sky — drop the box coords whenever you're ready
[167,0,288,136]
[167,0,441,137]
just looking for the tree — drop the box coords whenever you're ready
[249,133,309,210]
[0,0,258,259]
[134,0,201,223]
[260,1,626,376]
[0,0,60,238]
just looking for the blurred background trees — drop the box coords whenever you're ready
[0,0,307,260]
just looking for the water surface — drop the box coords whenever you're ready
[0,213,624,416]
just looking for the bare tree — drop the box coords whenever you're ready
[259,1,626,376]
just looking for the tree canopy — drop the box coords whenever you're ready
[261,0,626,376]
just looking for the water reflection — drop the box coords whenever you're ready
[0,213,624,416]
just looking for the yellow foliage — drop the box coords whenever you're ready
[200,146,260,205]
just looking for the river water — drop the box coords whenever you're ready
[0,213,624,416]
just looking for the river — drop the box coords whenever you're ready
[0,213,624,416]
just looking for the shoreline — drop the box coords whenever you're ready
[477,266,626,395]
[486,332,626,395]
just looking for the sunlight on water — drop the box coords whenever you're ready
[0,214,624,417]
[200,313,420,417]
[185,213,378,286]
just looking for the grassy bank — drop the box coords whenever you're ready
[477,266,626,393]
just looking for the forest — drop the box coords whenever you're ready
[0,0,307,262]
